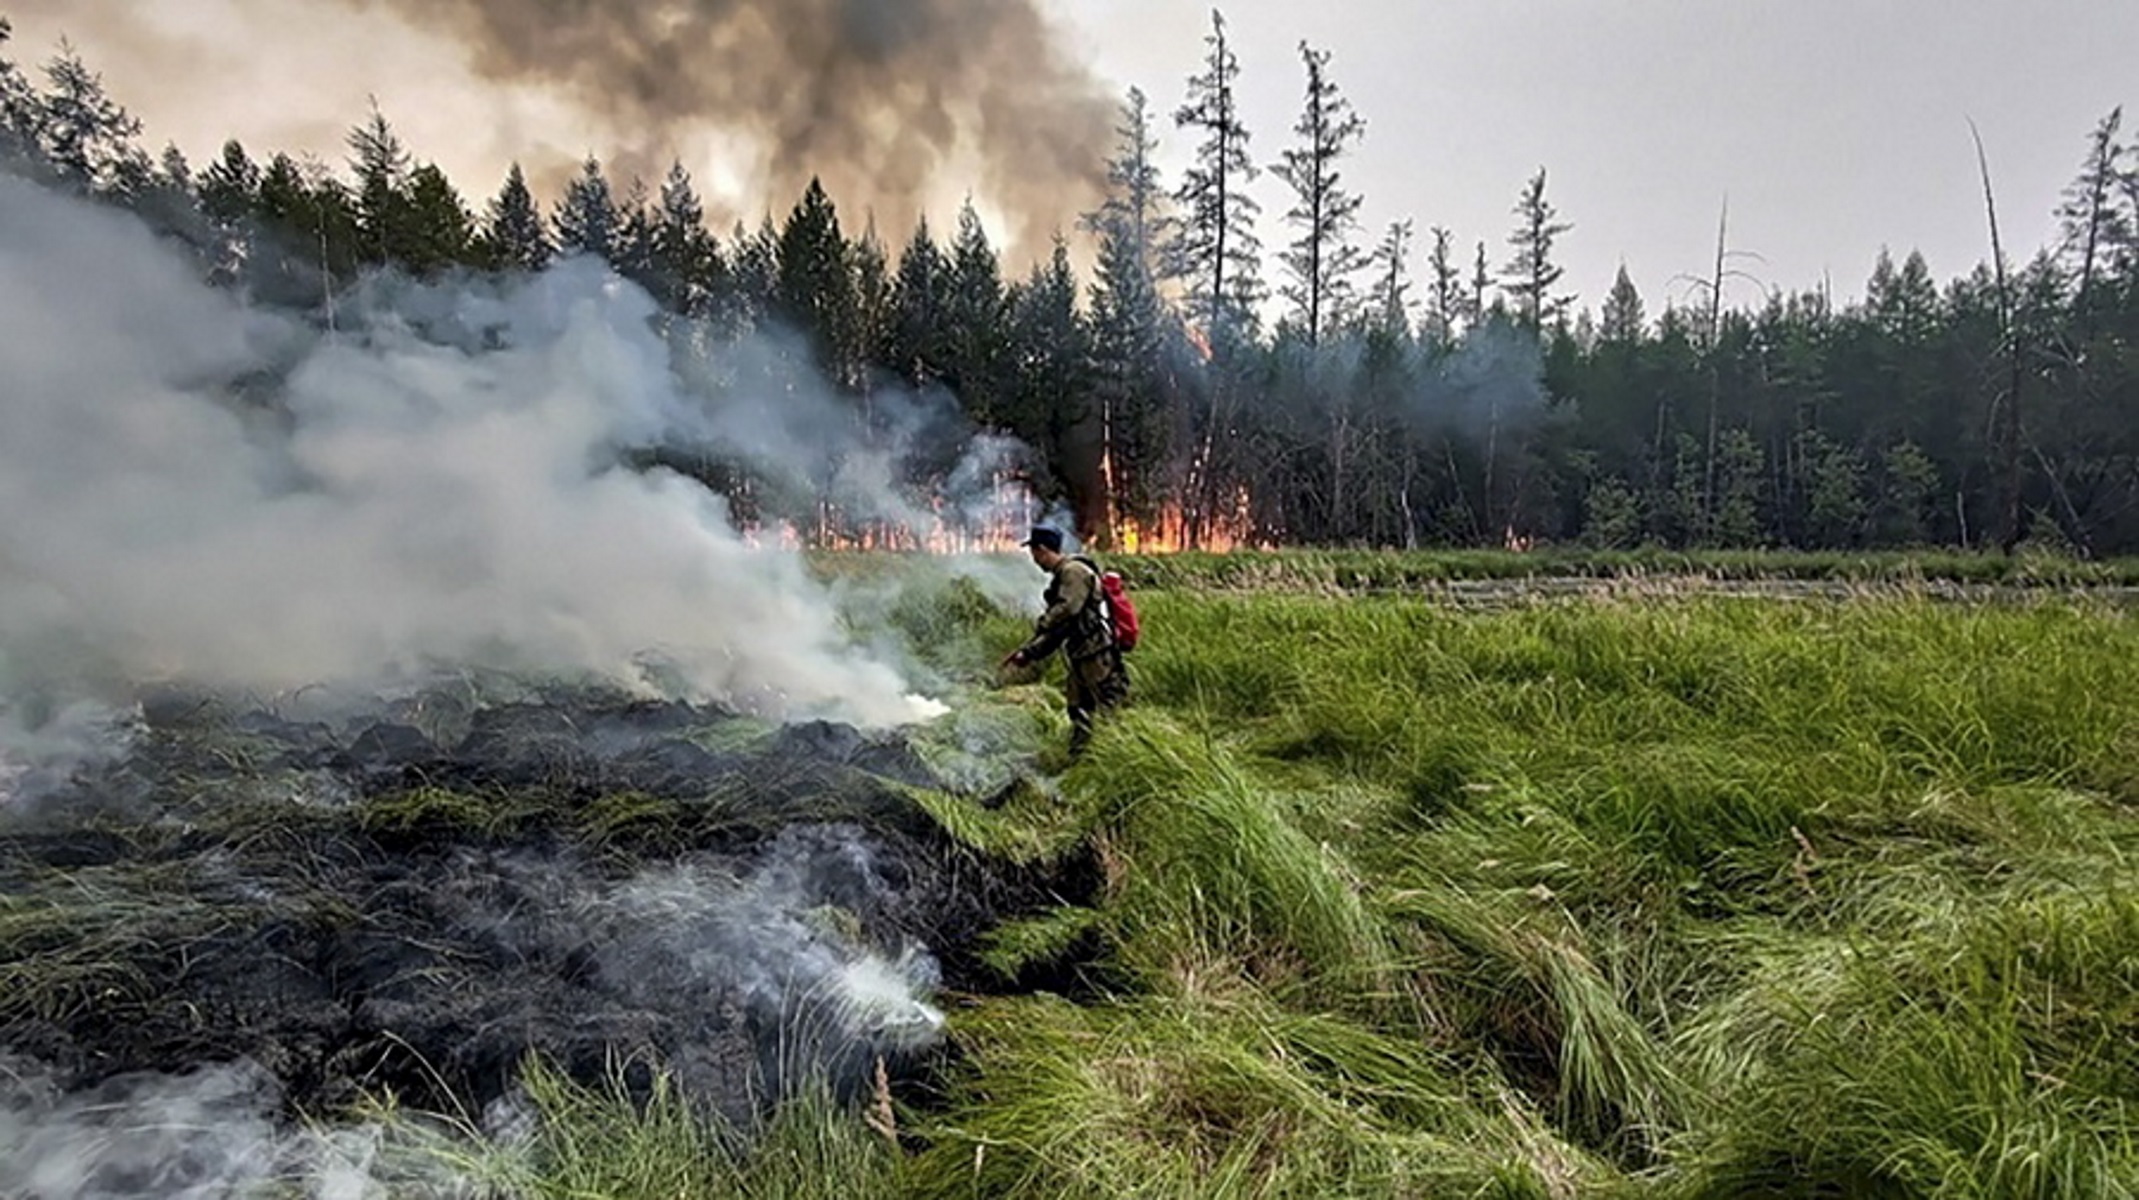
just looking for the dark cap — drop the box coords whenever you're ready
[1020,525,1064,552]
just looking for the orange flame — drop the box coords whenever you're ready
[1184,324,1214,363]
[742,476,1038,554]
[1115,486,1260,554]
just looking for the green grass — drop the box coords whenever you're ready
[1103,547,2139,592]
[268,570,2139,1196]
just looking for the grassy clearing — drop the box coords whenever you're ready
[1104,547,2139,592]
[354,573,2139,1196]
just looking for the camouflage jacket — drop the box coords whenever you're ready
[1018,557,1115,663]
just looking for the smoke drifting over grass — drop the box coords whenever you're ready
[0,1057,437,1200]
[0,175,996,754]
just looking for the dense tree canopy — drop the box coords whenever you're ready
[5,18,2135,553]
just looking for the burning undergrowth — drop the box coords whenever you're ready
[0,681,1087,1193]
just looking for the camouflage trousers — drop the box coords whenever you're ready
[1065,649,1130,756]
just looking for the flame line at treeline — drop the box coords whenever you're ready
[733,493,1265,554]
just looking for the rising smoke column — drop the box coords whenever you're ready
[11,0,1116,257]
[370,0,1112,249]
[0,174,939,728]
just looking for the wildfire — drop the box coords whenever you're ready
[740,477,1037,555]
[731,466,1269,557]
[1115,487,1259,554]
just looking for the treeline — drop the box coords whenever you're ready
[5,14,2136,552]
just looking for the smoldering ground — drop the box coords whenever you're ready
[0,685,1091,1196]
[0,175,1084,1188]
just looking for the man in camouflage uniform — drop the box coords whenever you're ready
[1003,526,1129,756]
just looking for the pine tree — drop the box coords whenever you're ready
[1169,8,1263,342]
[484,162,552,272]
[194,140,261,283]
[346,105,411,266]
[651,160,719,315]
[850,222,894,383]
[1470,239,1494,323]
[250,152,361,307]
[1502,167,1574,331]
[0,19,35,156]
[1423,226,1466,344]
[2056,108,2129,317]
[1367,219,1414,339]
[725,216,780,331]
[1089,214,1172,536]
[1082,86,1174,290]
[945,199,1009,423]
[400,162,473,275]
[886,217,948,385]
[1600,264,1645,343]
[1866,248,1940,345]
[1271,41,1367,345]
[774,177,854,380]
[614,175,658,282]
[156,143,191,194]
[554,156,621,262]
[33,41,148,195]
[1006,237,1096,498]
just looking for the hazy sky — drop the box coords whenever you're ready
[1050,0,2139,313]
[11,0,2135,318]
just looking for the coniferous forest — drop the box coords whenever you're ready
[7,13,2137,555]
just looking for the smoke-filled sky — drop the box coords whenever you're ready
[7,0,2136,312]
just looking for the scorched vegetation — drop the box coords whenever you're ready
[211,558,2134,1199]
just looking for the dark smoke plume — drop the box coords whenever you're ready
[362,0,1114,251]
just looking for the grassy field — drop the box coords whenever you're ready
[1101,547,2139,592]
[380,563,2139,1195]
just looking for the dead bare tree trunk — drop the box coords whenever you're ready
[1703,200,1727,533]
[1970,121,2026,555]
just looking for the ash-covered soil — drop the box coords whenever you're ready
[0,685,1085,1128]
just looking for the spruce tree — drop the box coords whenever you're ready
[553,156,620,262]
[774,177,854,379]
[401,162,473,275]
[1502,167,1573,331]
[651,160,719,315]
[1271,41,1366,345]
[944,199,1008,423]
[1007,237,1095,494]
[0,20,35,157]
[1082,86,1173,290]
[1600,265,1646,343]
[32,41,147,195]
[1424,226,1467,345]
[347,105,411,266]
[197,140,261,226]
[484,162,552,273]
[1089,206,1172,536]
[1367,219,1415,339]
[1169,8,1263,342]
[886,218,947,386]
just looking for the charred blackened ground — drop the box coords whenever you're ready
[0,685,1088,1130]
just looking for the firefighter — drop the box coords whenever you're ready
[1002,526,1129,756]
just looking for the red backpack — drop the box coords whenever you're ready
[1074,556,1141,652]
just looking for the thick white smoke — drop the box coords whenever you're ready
[0,176,956,752]
[0,1057,456,1200]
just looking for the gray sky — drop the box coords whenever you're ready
[1052,0,2139,314]
[12,0,2136,318]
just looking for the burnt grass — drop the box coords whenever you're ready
[0,685,1092,1125]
